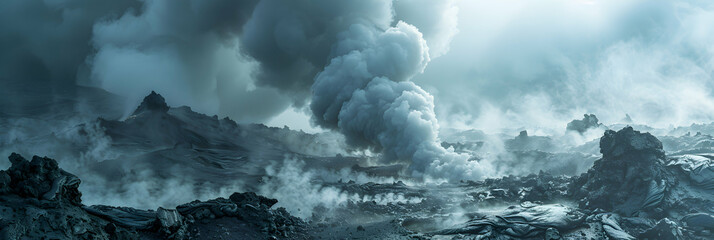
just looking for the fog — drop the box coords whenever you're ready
[2,0,714,222]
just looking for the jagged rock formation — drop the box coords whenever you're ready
[132,91,169,115]
[89,91,357,201]
[0,153,138,239]
[505,130,557,152]
[567,113,604,134]
[3,153,82,205]
[4,102,714,239]
[570,126,670,216]
[441,126,714,239]
[0,153,308,239]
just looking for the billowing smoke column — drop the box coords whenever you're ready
[240,0,483,181]
[0,0,483,181]
[308,22,484,181]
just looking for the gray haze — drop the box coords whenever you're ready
[414,0,714,134]
[2,0,714,181]
[3,0,713,129]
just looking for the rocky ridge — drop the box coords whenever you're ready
[0,153,308,240]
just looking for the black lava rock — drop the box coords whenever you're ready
[132,91,169,115]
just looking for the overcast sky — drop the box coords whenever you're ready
[412,0,714,135]
[1,0,713,134]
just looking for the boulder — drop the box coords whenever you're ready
[599,126,664,159]
[5,153,81,205]
[567,114,604,134]
[571,127,670,216]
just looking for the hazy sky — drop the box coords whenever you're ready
[413,0,714,134]
[1,0,713,134]
[273,0,714,133]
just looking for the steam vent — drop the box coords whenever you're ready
[3,1,714,239]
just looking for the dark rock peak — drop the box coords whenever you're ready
[622,114,633,123]
[599,126,664,159]
[518,130,528,138]
[132,90,169,115]
[567,113,603,134]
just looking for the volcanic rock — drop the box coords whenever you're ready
[0,153,308,239]
[504,130,556,152]
[571,127,670,216]
[132,91,169,115]
[567,114,604,134]
[0,153,139,239]
[5,153,81,205]
[433,203,585,238]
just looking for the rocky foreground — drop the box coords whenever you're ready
[2,127,714,239]
[0,153,308,239]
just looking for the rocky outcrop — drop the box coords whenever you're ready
[0,153,138,240]
[0,153,308,240]
[85,193,308,239]
[504,130,557,152]
[132,91,169,115]
[567,114,604,134]
[175,192,306,238]
[4,153,82,205]
[599,126,664,159]
[571,127,671,216]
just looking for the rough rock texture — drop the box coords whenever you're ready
[0,153,139,240]
[5,153,82,205]
[0,153,308,240]
[132,91,169,115]
[566,113,604,134]
[599,126,665,159]
[505,130,557,152]
[441,127,714,239]
[5,125,714,239]
[667,154,714,190]
[175,192,307,239]
[571,127,670,216]
[85,193,309,239]
[433,203,585,238]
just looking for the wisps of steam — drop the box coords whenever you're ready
[424,0,714,135]
[259,158,423,219]
[307,20,484,181]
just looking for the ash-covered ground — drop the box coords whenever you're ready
[2,91,714,239]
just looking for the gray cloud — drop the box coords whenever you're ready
[0,0,140,116]
[8,0,714,181]
[240,0,394,106]
[307,16,483,180]
[415,0,714,134]
[88,0,274,121]
[0,0,462,125]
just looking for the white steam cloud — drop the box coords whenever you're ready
[309,21,485,180]
[259,158,423,219]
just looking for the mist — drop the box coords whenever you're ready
[3,2,714,238]
[418,0,714,135]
